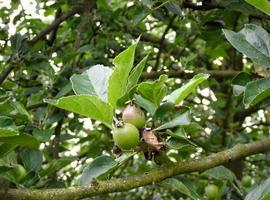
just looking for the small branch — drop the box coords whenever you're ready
[47,8,62,46]
[141,69,239,79]
[0,64,15,85]
[182,1,224,11]
[52,117,64,159]
[29,7,81,46]
[63,0,95,74]
[234,106,260,123]
[0,7,82,86]
[2,139,270,200]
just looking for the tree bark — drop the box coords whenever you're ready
[2,139,270,200]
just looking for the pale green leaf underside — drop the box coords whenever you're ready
[245,177,270,200]
[223,24,270,68]
[70,65,113,101]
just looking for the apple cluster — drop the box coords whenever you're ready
[112,104,145,150]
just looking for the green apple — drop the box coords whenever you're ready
[241,175,252,187]
[112,123,140,150]
[12,164,26,182]
[205,184,219,200]
[122,104,145,129]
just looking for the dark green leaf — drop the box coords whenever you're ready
[32,128,53,142]
[80,155,118,186]
[21,149,43,172]
[202,166,236,182]
[154,110,191,131]
[10,101,31,120]
[0,134,39,149]
[164,2,183,16]
[0,116,19,137]
[0,144,17,158]
[231,72,252,96]
[166,137,196,150]
[223,24,270,69]
[161,178,203,200]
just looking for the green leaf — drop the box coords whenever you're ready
[231,72,252,96]
[46,95,113,128]
[116,54,149,107]
[32,128,53,142]
[161,178,191,196]
[40,158,75,177]
[108,40,139,108]
[80,155,118,186]
[0,166,13,174]
[0,116,20,137]
[134,94,157,116]
[182,122,204,135]
[70,65,113,101]
[137,74,167,106]
[245,0,270,16]
[167,73,209,104]
[21,149,43,172]
[202,166,236,182]
[10,101,31,120]
[0,144,17,158]
[245,177,270,200]
[154,110,191,131]
[223,24,270,69]
[70,73,95,95]
[166,137,196,150]
[243,78,270,107]
[164,2,183,16]
[167,127,187,139]
[161,178,203,200]
[127,54,149,91]
[154,102,175,121]
[0,133,39,149]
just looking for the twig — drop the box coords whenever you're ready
[2,139,270,199]
[47,8,62,46]
[0,7,82,86]
[29,7,81,46]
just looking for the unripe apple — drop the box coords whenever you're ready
[205,184,219,200]
[12,164,26,182]
[112,123,140,150]
[241,175,252,187]
[122,104,145,129]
